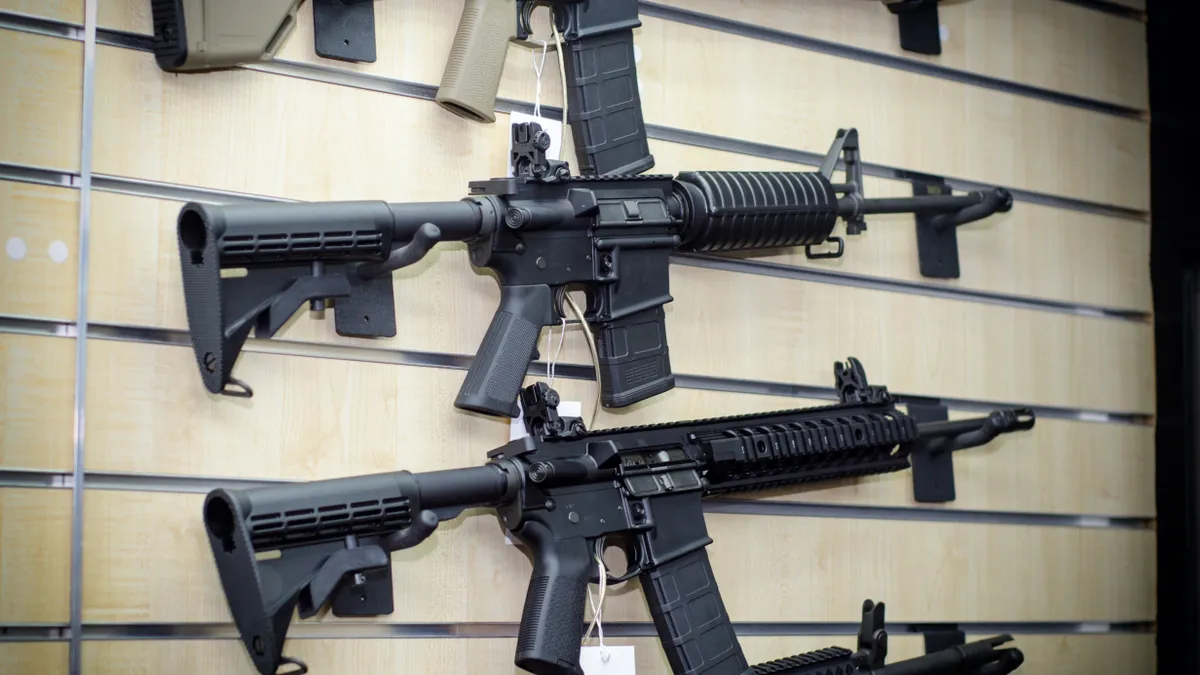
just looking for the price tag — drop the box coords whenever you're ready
[580,646,636,675]
[509,110,564,177]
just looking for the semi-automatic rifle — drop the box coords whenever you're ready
[177,123,1013,417]
[203,358,1033,675]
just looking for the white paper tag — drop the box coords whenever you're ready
[580,646,636,674]
[509,111,564,176]
[509,398,583,441]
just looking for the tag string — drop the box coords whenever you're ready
[532,39,549,119]
[552,22,567,123]
[562,293,600,429]
[546,316,567,389]
[584,538,611,663]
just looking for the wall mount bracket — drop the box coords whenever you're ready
[329,558,393,616]
[907,401,959,503]
[913,177,960,279]
[911,623,967,654]
[313,0,377,63]
[883,0,943,56]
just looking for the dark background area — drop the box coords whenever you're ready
[1147,1,1199,671]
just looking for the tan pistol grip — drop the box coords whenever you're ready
[436,0,517,124]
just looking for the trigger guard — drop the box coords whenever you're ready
[515,1,572,42]
[589,538,644,585]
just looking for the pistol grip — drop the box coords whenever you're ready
[513,523,592,675]
[642,547,749,675]
[592,305,674,408]
[437,0,517,123]
[563,27,655,175]
[455,284,553,417]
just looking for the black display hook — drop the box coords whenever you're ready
[312,0,377,63]
[884,0,944,56]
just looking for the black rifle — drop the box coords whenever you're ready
[177,123,1013,416]
[753,600,1024,675]
[203,358,1033,675]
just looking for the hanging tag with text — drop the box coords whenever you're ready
[580,646,636,675]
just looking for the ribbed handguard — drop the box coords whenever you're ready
[563,28,655,176]
[593,306,674,408]
[674,171,841,252]
[436,0,515,123]
[642,548,750,675]
[455,285,553,417]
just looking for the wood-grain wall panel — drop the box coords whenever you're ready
[649,0,1148,110]
[82,490,1154,624]
[89,3,1148,210]
[83,340,1155,517]
[0,334,75,471]
[0,0,81,23]
[0,181,79,321]
[0,488,71,622]
[0,644,69,675]
[87,189,1156,413]
[635,17,1148,210]
[92,44,511,201]
[0,29,82,171]
[79,634,1155,675]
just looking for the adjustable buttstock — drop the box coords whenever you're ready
[176,201,399,396]
[152,0,303,72]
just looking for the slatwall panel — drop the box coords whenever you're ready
[0,0,1153,673]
